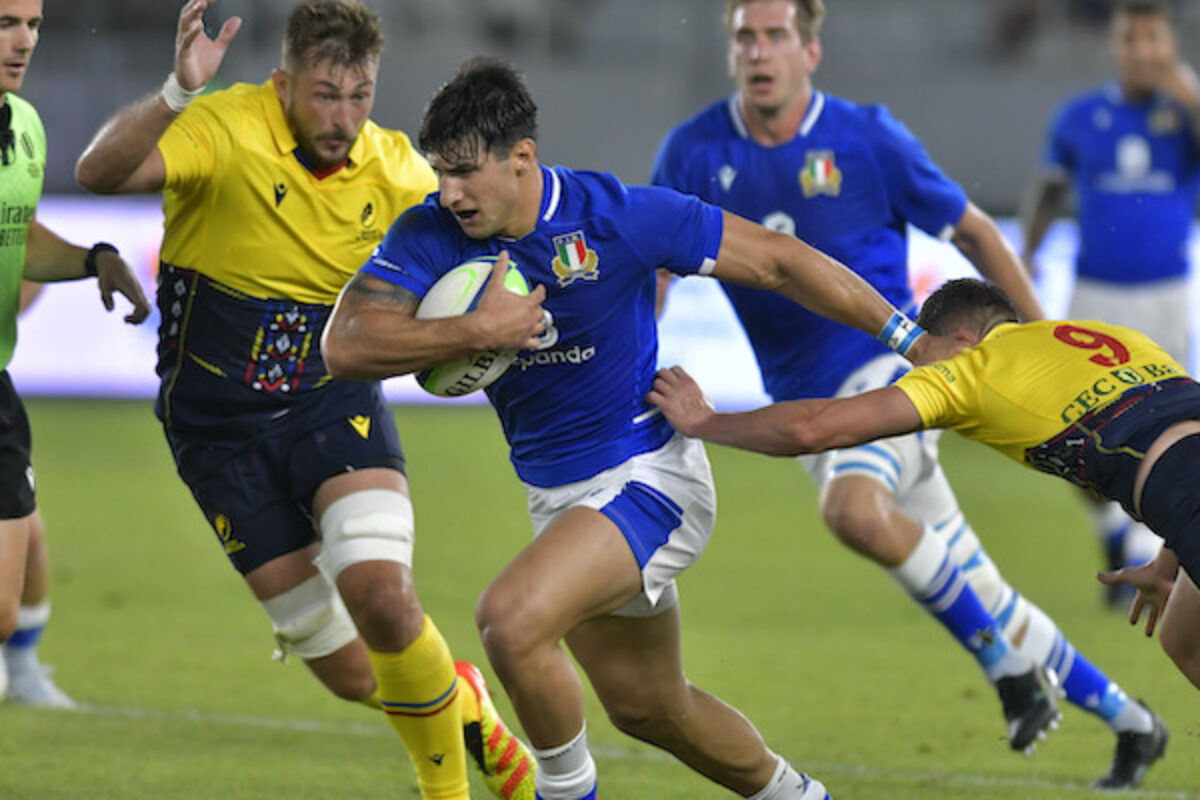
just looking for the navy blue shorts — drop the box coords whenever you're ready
[167,381,405,574]
[0,371,34,520]
[1138,433,1200,586]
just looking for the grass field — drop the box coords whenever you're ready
[0,399,1196,799]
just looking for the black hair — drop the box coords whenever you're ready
[419,57,538,164]
[916,278,1019,337]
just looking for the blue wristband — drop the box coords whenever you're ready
[878,311,925,357]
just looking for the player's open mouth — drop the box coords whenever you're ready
[455,210,477,221]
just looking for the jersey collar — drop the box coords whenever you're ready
[539,164,563,224]
[1105,80,1164,107]
[727,90,825,142]
[494,165,561,242]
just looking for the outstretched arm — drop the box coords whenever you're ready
[24,221,151,324]
[75,0,241,193]
[951,202,1044,321]
[710,211,954,366]
[322,254,547,380]
[647,365,924,456]
[1017,172,1069,279]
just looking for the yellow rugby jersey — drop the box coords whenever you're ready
[895,320,1188,464]
[157,81,436,303]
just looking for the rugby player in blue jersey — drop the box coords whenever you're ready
[1020,0,1200,604]
[320,55,1033,800]
[651,0,1163,787]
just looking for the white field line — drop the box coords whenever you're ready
[73,704,1198,799]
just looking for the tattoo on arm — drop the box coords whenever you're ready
[343,272,420,313]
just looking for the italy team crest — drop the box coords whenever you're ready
[551,230,600,287]
[799,150,842,198]
[1150,105,1181,134]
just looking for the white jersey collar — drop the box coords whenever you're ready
[728,90,825,142]
[541,165,563,223]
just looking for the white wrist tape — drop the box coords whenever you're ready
[878,310,925,357]
[161,71,205,112]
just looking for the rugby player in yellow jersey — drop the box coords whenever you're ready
[75,2,537,798]
[650,276,1198,785]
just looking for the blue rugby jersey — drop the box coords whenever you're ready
[362,165,724,487]
[1043,83,1200,284]
[652,92,967,401]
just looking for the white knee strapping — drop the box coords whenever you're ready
[260,573,358,661]
[889,525,947,592]
[314,489,415,581]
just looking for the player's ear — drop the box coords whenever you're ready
[952,328,979,349]
[512,138,537,175]
[271,68,290,105]
[805,34,822,72]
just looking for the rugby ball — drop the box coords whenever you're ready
[415,257,530,396]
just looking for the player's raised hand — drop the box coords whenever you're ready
[1158,59,1200,109]
[648,366,715,437]
[175,0,243,92]
[93,250,152,324]
[474,251,546,351]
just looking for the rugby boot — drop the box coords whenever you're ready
[457,661,536,800]
[1092,706,1167,789]
[996,665,1059,754]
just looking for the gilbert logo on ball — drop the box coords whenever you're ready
[415,256,530,396]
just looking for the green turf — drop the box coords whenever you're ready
[1,399,1196,799]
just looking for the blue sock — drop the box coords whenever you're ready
[919,556,1013,674]
[891,532,1020,680]
[1048,635,1125,721]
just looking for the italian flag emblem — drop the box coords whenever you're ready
[800,150,843,198]
[551,230,600,287]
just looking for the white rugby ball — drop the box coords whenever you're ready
[415,256,530,397]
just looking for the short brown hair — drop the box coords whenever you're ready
[282,0,384,71]
[724,0,826,42]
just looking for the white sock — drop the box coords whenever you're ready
[533,724,597,800]
[1124,521,1163,566]
[747,756,828,800]
[1090,501,1127,541]
[4,601,51,675]
[1109,697,1155,735]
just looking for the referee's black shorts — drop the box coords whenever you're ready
[0,370,35,520]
